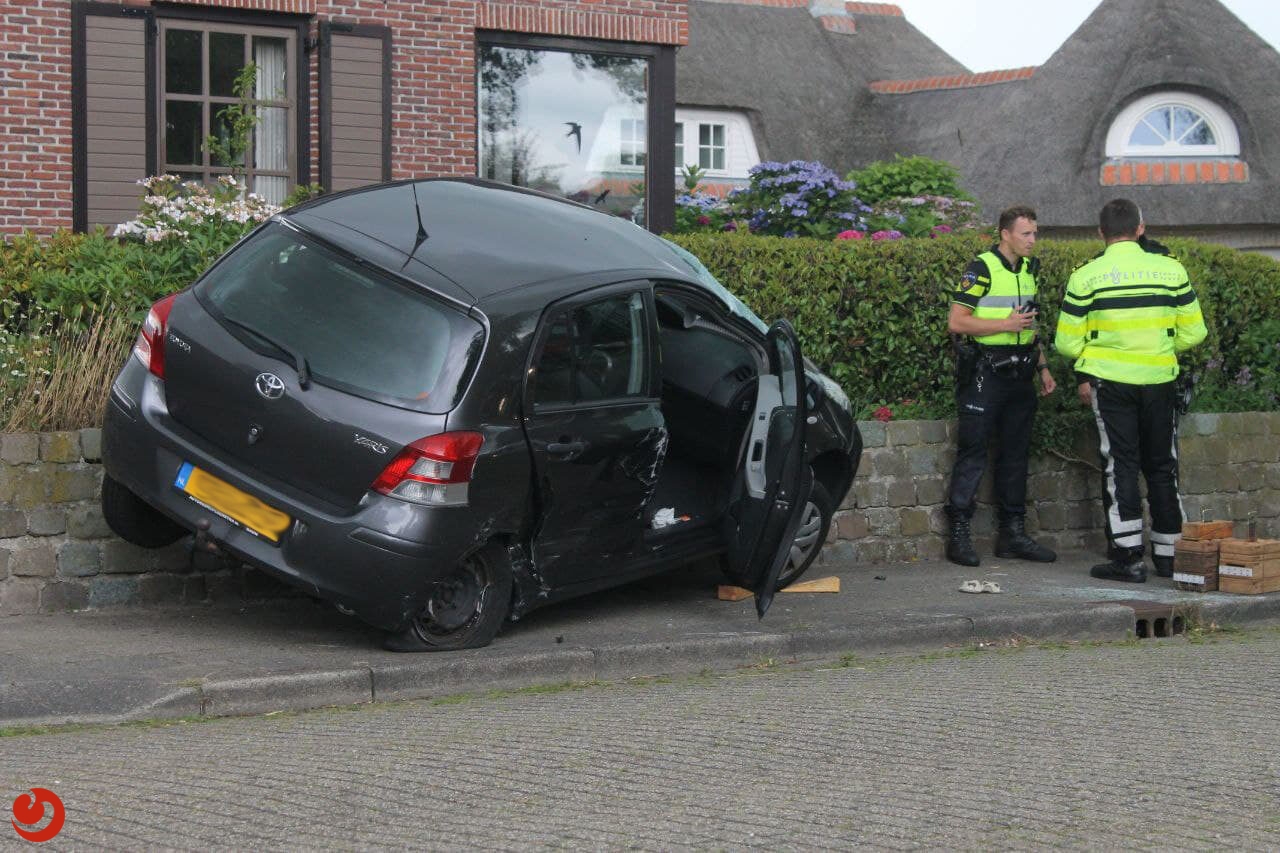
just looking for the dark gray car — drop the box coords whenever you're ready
[101,179,862,651]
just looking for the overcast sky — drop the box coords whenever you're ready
[891,0,1280,72]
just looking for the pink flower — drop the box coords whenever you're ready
[697,214,712,225]
[870,230,893,241]
[932,224,953,234]
[873,406,893,422]
[835,229,865,240]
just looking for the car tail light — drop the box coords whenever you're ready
[132,293,178,379]
[372,431,484,506]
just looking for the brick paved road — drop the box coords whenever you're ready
[4,629,1280,849]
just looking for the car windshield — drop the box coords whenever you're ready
[194,221,484,413]
[659,238,769,333]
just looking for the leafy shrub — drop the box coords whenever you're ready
[846,154,972,204]
[114,174,275,244]
[670,157,984,241]
[675,192,733,234]
[1,175,278,339]
[282,182,326,210]
[725,160,866,239]
[668,231,1280,451]
[1,175,285,428]
[863,195,984,238]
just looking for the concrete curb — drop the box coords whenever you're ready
[2,601,1172,729]
[200,669,374,719]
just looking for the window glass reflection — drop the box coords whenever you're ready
[478,46,649,226]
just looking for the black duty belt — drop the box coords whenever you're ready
[977,343,1037,378]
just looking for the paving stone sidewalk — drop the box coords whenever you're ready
[3,552,1279,728]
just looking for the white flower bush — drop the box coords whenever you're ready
[114,175,279,243]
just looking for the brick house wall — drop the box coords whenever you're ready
[0,0,688,236]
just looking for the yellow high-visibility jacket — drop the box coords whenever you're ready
[1054,240,1206,384]
[953,249,1038,346]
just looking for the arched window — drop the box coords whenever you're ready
[1105,92,1239,157]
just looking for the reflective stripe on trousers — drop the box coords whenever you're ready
[1088,378,1184,558]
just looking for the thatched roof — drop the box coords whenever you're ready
[677,0,1280,227]
[676,1,963,172]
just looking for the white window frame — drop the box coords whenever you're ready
[1105,91,1240,157]
[619,117,646,168]
[697,122,726,171]
[673,108,759,179]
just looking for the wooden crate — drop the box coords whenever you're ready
[1182,520,1234,540]
[1173,538,1219,592]
[1218,538,1280,595]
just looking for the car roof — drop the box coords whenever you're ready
[283,178,703,303]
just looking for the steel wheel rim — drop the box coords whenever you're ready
[419,558,489,636]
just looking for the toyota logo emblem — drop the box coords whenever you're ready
[255,372,286,400]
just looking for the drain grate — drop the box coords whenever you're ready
[1091,598,1186,638]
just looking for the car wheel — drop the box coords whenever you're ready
[774,481,832,591]
[384,545,513,652]
[101,473,187,548]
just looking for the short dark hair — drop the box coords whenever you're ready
[1099,198,1142,239]
[998,205,1036,233]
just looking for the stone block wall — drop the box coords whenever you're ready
[821,412,1280,565]
[3,413,1279,616]
[0,430,289,617]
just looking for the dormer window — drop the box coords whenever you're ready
[672,109,759,179]
[1105,92,1240,157]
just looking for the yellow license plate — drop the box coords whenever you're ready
[174,462,292,543]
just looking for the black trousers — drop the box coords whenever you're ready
[1089,378,1183,561]
[946,362,1037,522]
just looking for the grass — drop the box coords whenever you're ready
[1,312,134,433]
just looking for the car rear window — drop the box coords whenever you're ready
[194,221,484,413]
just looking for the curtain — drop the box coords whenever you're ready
[253,37,288,203]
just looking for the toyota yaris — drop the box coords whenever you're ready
[102,179,862,650]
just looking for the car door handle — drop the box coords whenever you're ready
[547,440,586,456]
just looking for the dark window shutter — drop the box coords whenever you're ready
[319,23,392,192]
[71,2,155,233]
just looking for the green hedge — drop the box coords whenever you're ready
[669,231,1280,449]
[0,227,249,333]
[4,226,1277,447]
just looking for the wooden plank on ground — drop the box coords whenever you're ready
[717,576,840,601]
[716,585,753,601]
[779,576,841,594]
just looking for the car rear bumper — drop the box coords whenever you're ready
[102,361,482,632]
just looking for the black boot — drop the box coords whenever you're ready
[1153,556,1174,578]
[1090,552,1147,583]
[995,516,1057,563]
[947,516,979,567]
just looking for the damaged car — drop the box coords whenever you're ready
[101,178,863,651]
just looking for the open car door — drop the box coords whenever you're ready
[722,320,813,617]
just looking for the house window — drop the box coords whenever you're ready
[674,122,684,169]
[1105,92,1240,158]
[620,118,646,167]
[698,123,726,171]
[478,42,653,225]
[160,21,296,203]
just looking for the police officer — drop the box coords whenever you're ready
[945,205,1058,567]
[1054,198,1207,582]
